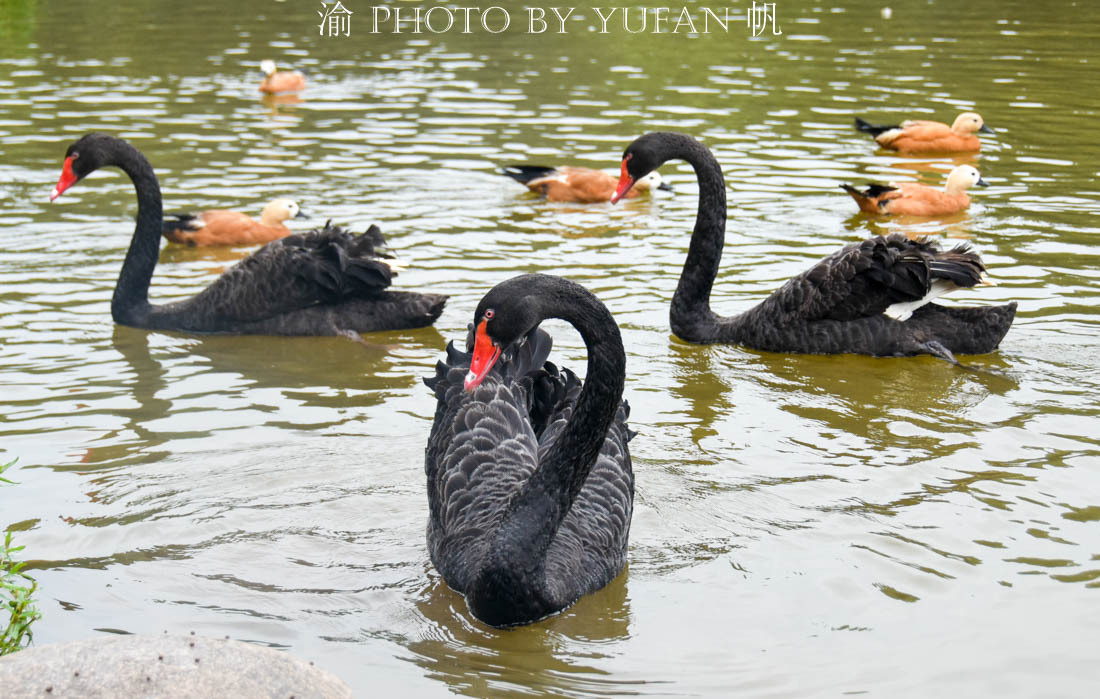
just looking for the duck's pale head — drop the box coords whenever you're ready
[952,112,994,136]
[260,198,306,225]
[945,165,988,194]
[634,170,673,193]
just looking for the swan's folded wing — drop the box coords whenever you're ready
[186,223,396,323]
[425,365,541,594]
[779,234,945,322]
[544,401,634,596]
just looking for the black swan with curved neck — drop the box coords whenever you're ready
[50,133,446,335]
[424,274,634,627]
[611,132,1016,361]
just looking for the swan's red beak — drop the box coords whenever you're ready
[50,156,78,202]
[610,156,634,204]
[464,319,501,391]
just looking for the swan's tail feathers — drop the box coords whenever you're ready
[888,252,935,301]
[344,258,394,290]
[929,245,987,289]
[288,230,398,301]
[420,294,449,326]
[502,165,558,185]
[303,221,411,285]
[885,243,990,321]
[855,117,899,137]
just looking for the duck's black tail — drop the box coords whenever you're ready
[854,117,899,137]
[501,165,557,185]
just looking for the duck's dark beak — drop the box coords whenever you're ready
[657,182,673,192]
[465,319,502,390]
[976,178,990,187]
[979,124,995,135]
[295,209,309,219]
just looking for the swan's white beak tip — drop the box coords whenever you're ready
[463,370,479,390]
[49,187,61,202]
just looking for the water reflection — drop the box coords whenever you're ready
[665,338,735,446]
[406,570,632,698]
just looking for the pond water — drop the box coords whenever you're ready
[1,0,1098,695]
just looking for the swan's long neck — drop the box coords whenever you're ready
[535,287,625,509]
[663,134,734,343]
[108,142,162,326]
[478,278,625,618]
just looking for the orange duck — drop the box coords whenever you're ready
[259,59,306,94]
[163,198,306,246]
[855,112,994,153]
[502,165,671,203]
[841,165,988,216]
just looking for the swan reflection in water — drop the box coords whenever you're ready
[404,564,633,698]
[72,324,442,470]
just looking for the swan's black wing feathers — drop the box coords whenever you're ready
[541,395,634,599]
[782,234,983,323]
[424,334,545,593]
[186,221,397,323]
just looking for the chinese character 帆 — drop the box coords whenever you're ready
[748,1,782,36]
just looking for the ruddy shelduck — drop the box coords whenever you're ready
[841,165,988,216]
[502,165,671,203]
[162,198,307,246]
[259,59,306,94]
[855,112,995,153]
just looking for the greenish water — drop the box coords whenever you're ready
[1,1,1098,695]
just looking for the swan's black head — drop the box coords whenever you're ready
[611,132,678,204]
[465,274,547,390]
[51,132,124,201]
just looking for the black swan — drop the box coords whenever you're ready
[423,273,634,627]
[610,132,1016,362]
[50,133,446,335]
